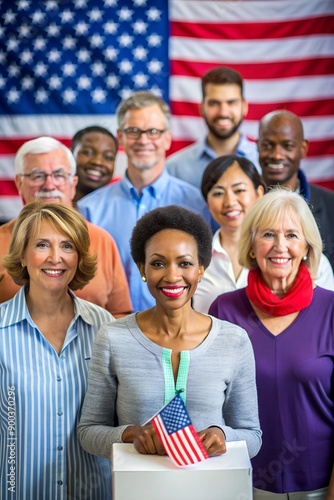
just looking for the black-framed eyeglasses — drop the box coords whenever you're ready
[121,127,167,140]
[20,170,72,187]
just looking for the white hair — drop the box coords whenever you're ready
[15,136,77,176]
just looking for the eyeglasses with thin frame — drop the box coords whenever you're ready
[20,169,72,187]
[121,127,167,140]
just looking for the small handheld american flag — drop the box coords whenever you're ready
[151,393,209,467]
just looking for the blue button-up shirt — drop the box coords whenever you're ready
[166,135,261,188]
[0,287,113,500]
[78,169,215,311]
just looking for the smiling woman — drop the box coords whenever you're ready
[193,154,266,313]
[0,200,114,499]
[209,188,334,499]
[78,205,262,464]
[71,125,118,202]
[3,200,96,294]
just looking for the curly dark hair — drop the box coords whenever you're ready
[130,205,212,268]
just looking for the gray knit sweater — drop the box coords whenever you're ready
[78,314,262,459]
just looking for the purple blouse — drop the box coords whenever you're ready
[209,286,334,493]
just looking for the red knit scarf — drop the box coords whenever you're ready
[246,262,313,316]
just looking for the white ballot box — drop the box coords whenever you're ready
[112,440,252,500]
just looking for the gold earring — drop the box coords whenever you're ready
[141,276,147,282]
[250,250,256,259]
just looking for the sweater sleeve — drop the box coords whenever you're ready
[77,323,129,459]
[221,328,262,458]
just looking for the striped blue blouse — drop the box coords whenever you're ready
[0,286,114,500]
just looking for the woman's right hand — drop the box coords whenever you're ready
[122,424,166,455]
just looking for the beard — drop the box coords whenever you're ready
[261,164,299,188]
[130,156,158,171]
[206,116,243,140]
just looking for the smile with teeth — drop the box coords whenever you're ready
[43,269,65,275]
[269,258,290,264]
[215,117,230,123]
[86,168,104,178]
[160,286,187,298]
[267,162,284,170]
[224,210,241,217]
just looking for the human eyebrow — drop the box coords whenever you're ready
[35,238,50,244]
[259,228,275,235]
[52,168,69,174]
[176,254,194,260]
[210,181,247,191]
[231,182,248,189]
[207,99,221,105]
[148,253,194,260]
[148,252,165,259]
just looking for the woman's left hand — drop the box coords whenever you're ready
[198,427,226,457]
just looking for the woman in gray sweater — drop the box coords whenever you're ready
[78,205,262,460]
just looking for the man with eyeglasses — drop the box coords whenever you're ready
[78,91,215,312]
[0,136,133,318]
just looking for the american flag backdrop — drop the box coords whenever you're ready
[0,0,334,222]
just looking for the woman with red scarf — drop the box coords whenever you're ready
[209,187,334,500]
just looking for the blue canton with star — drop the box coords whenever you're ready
[0,0,169,115]
[160,395,191,434]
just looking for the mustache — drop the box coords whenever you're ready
[214,116,231,121]
[34,190,65,199]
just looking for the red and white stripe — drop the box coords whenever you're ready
[1,0,334,221]
[152,414,209,467]
[169,0,334,189]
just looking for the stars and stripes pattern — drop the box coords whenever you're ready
[168,0,334,190]
[151,393,209,467]
[0,0,334,223]
[0,0,169,220]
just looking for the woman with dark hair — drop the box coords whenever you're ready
[71,125,118,201]
[193,154,266,313]
[78,205,262,461]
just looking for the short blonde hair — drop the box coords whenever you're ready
[3,201,97,290]
[239,187,322,279]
